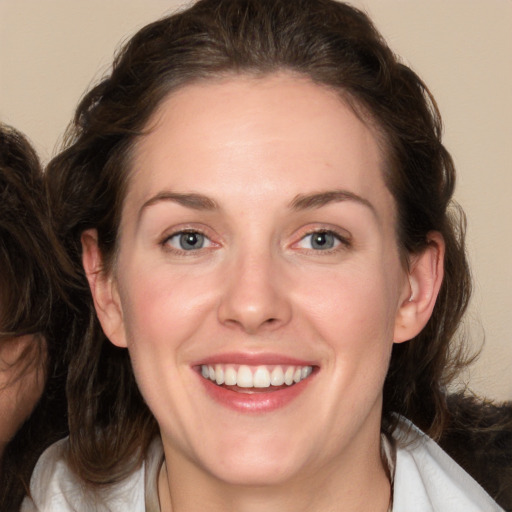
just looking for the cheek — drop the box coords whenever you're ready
[293,259,401,394]
[117,262,218,353]
[113,262,222,443]
[297,260,400,341]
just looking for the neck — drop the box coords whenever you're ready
[158,432,391,512]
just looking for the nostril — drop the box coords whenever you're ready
[217,279,292,333]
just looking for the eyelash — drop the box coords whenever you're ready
[160,229,215,255]
[294,229,351,253]
[159,227,351,256]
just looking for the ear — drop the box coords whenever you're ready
[393,231,445,344]
[81,229,127,348]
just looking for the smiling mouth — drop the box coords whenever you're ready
[200,364,314,391]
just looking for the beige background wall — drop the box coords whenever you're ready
[1,1,511,401]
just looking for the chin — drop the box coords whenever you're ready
[205,456,302,487]
[210,435,320,487]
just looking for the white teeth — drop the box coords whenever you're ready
[253,366,271,388]
[237,365,253,388]
[215,364,224,385]
[200,363,313,388]
[224,366,237,386]
[284,366,295,385]
[270,366,285,386]
[302,366,312,379]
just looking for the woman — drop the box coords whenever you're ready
[24,0,505,510]
[0,124,69,510]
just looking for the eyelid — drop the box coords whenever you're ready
[290,225,352,251]
[167,231,213,250]
[296,232,341,250]
[160,225,220,255]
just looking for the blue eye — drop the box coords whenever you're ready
[166,231,211,251]
[297,231,341,250]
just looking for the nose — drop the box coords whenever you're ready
[217,250,292,334]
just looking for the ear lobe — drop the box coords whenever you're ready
[394,232,445,344]
[81,229,127,348]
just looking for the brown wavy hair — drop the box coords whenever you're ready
[0,124,69,509]
[45,0,472,485]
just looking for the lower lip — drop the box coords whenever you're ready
[197,371,316,413]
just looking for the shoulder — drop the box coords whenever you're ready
[392,419,505,512]
[21,438,146,512]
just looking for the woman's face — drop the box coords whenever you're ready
[91,74,415,485]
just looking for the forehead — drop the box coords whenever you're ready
[126,73,394,223]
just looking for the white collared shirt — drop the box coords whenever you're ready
[391,420,503,511]
[22,419,504,511]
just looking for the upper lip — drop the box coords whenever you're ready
[193,352,318,367]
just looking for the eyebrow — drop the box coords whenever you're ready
[138,188,375,220]
[289,190,376,216]
[139,192,218,220]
